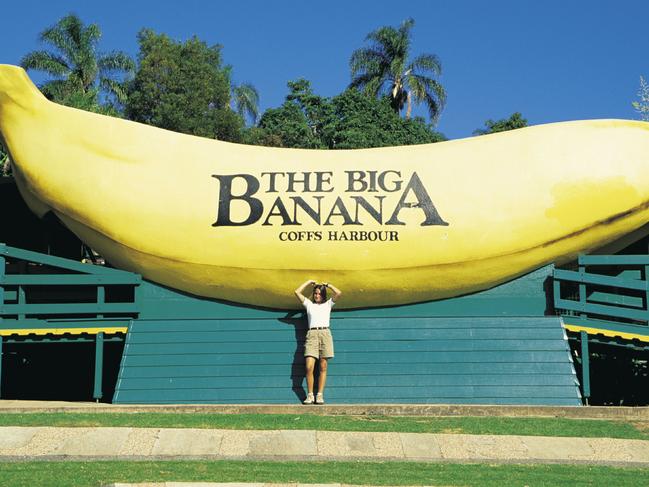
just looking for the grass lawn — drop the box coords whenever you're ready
[1,460,648,487]
[0,412,647,440]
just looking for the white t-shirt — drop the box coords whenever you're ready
[303,298,335,329]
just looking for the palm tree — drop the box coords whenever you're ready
[232,82,260,125]
[349,18,446,123]
[20,14,134,110]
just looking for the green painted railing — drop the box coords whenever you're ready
[0,243,142,323]
[553,254,649,338]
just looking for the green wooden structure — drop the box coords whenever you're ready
[0,243,140,400]
[553,254,649,404]
[0,242,582,405]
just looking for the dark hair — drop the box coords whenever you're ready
[313,284,327,301]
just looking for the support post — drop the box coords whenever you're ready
[17,286,25,320]
[578,264,586,316]
[97,286,105,319]
[93,332,104,401]
[0,249,5,313]
[580,330,590,405]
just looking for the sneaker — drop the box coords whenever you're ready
[303,393,315,404]
[315,393,325,405]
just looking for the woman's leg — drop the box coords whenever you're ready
[305,356,316,394]
[318,358,328,394]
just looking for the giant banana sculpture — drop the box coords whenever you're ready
[2,64,649,309]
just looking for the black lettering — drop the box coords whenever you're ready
[212,174,263,226]
[386,172,449,226]
[324,197,355,225]
[345,171,368,192]
[378,170,402,192]
[262,197,295,226]
[367,171,378,192]
[315,172,334,192]
[261,172,285,192]
[287,172,312,192]
[291,196,323,225]
[352,196,384,225]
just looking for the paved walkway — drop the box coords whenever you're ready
[2,426,649,466]
[2,401,649,467]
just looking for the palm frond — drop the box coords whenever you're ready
[349,47,388,76]
[233,82,260,124]
[98,51,135,74]
[20,51,70,76]
[99,77,129,104]
[408,74,446,123]
[408,53,442,77]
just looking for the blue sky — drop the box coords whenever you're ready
[1,0,648,139]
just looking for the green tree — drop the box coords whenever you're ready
[325,89,445,149]
[245,79,444,149]
[20,14,134,114]
[349,18,446,122]
[126,29,242,142]
[632,76,649,121]
[231,82,260,125]
[473,112,528,135]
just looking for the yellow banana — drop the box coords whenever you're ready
[2,64,649,309]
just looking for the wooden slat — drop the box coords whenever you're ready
[1,274,141,285]
[125,327,564,344]
[128,317,562,333]
[587,291,644,308]
[579,254,649,265]
[2,302,139,315]
[553,268,647,291]
[119,362,578,379]
[124,339,568,356]
[1,245,137,276]
[555,297,649,321]
[120,350,573,367]
[117,374,579,390]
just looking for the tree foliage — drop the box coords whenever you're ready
[632,76,649,121]
[20,13,134,114]
[0,142,9,176]
[473,112,528,135]
[349,18,446,123]
[246,79,445,149]
[125,29,243,142]
[231,82,260,125]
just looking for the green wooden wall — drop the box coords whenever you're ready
[114,315,580,404]
[113,264,580,405]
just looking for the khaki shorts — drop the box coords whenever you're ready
[304,328,334,359]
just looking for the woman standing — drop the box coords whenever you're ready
[294,279,342,404]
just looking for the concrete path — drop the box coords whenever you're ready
[1,426,649,466]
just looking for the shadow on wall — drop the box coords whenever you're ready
[279,312,312,403]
